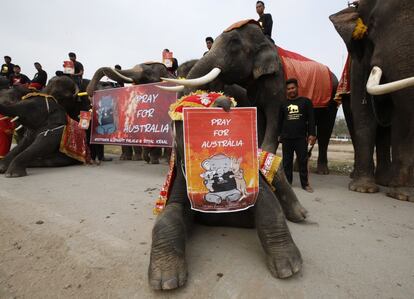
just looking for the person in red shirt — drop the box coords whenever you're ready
[10,65,30,87]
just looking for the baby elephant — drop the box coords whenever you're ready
[149,98,306,290]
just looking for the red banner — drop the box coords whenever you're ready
[90,83,177,147]
[183,107,259,213]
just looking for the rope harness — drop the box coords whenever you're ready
[20,92,67,136]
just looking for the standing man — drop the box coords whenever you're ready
[68,52,84,87]
[1,56,15,79]
[10,65,30,86]
[256,1,273,40]
[30,62,48,90]
[203,37,214,56]
[278,78,316,192]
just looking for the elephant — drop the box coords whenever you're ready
[161,20,339,174]
[148,96,307,290]
[86,62,177,164]
[330,0,414,201]
[0,76,83,177]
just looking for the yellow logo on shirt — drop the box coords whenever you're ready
[287,104,299,114]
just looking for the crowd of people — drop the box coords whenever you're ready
[1,56,47,89]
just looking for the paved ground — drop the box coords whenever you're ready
[0,157,413,299]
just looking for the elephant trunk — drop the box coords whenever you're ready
[86,67,134,96]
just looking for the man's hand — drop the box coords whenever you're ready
[308,135,316,145]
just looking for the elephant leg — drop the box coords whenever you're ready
[387,102,414,202]
[120,146,132,160]
[162,147,172,161]
[149,148,162,164]
[6,129,63,177]
[28,152,80,168]
[142,147,150,163]
[341,95,356,178]
[255,175,302,278]
[315,102,337,175]
[132,146,143,161]
[348,59,378,193]
[0,132,35,174]
[374,125,392,186]
[272,165,307,222]
[149,165,192,290]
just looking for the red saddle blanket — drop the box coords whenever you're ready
[277,46,333,108]
[0,115,14,158]
[59,116,89,163]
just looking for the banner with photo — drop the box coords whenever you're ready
[90,82,176,147]
[183,107,259,213]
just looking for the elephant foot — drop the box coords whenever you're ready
[387,188,413,202]
[0,162,8,174]
[5,168,27,178]
[266,244,302,279]
[119,154,132,161]
[132,154,143,161]
[316,163,329,175]
[143,152,150,163]
[148,252,187,290]
[150,157,160,164]
[283,200,308,223]
[349,177,379,193]
[375,170,391,187]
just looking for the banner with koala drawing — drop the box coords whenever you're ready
[183,107,259,213]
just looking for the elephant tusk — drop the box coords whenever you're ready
[105,68,134,83]
[0,116,9,121]
[155,85,185,92]
[15,124,23,131]
[77,92,88,97]
[367,66,414,95]
[161,67,221,87]
[10,116,19,122]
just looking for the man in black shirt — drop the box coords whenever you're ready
[10,65,30,87]
[1,56,15,80]
[256,1,273,39]
[278,78,316,192]
[30,62,48,90]
[68,52,84,87]
[203,37,214,56]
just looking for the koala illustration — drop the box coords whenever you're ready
[200,170,215,192]
[200,154,241,204]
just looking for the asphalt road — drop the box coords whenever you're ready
[0,158,413,298]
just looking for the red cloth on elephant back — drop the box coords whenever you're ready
[0,115,14,158]
[277,46,333,108]
[334,54,351,104]
[59,116,90,163]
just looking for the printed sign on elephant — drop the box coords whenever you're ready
[183,107,259,213]
[90,82,177,147]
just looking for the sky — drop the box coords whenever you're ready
[2,0,349,80]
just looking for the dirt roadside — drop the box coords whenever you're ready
[0,149,413,298]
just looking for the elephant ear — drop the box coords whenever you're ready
[329,7,366,60]
[253,44,280,79]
